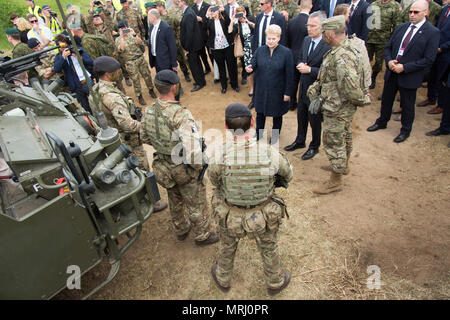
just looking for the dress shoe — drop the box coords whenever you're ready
[211,264,230,292]
[125,78,132,87]
[427,106,443,114]
[393,133,409,143]
[241,78,247,85]
[214,79,220,84]
[184,74,191,82]
[248,92,253,97]
[191,84,204,92]
[289,103,297,111]
[267,271,291,296]
[221,88,227,94]
[248,101,254,109]
[195,232,219,246]
[149,89,157,99]
[367,123,387,132]
[204,69,211,75]
[417,99,436,107]
[138,95,146,105]
[153,201,168,212]
[426,128,450,136]
[233,87,240,93]
[301,148,318,160]
[284,141,306,151]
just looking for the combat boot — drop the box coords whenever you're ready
[369,75,376,89]
[195,232,219,246]
[313,171,342,195]
[138,95,146,105]
[149,89,157,99]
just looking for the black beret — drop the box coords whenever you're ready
[225,103,252,118]
[27,38,40,49]
[155,70,180,85]
[120,0,128,3]
[94,56,121,73]
[117,20,128,29]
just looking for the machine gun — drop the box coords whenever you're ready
[0,46,59,82]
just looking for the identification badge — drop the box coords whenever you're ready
[398,49,404,56]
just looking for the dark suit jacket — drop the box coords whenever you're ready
[148,20,178,72]
[287,12,309,64]
[436,5,450,81]
[251,10,287,53]
[205,12,233,49]
[180,6,204,52]
[348,0,371,41]
[384,21,440,89]
[192,1,210,43]
[224,3,251,18]
[320,0,350,17]
[54,48,93,92]
[297,37,331,104]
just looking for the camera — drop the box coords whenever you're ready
[235,13,244,18]
[50,11,58,17]
[211,6,219,12]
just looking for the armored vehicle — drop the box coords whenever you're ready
[0,45,159,299]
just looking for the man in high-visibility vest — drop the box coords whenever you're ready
[26,0,45,27]
[42,5,63,37]
[26,13,55,48]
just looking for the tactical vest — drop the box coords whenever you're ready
[222,140,273,207]
[144,99,184,156]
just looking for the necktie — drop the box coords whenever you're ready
[308,40,315,58]
[329,0,337,18]
[440,6,450,26]
[232,6,235,17]
[349,4,355,17]
[261,15,269,46]
[396,25,415,62]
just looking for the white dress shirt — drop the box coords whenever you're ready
[151,20,161,57]
[258,10,273,47]
[396,18,426,59]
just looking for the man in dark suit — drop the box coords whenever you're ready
[417,2,450,114]
[148,9,178,73]
[287,0,311,110]
[251,0,288,52]
[367,0,440,143]
[284,11,331,159]
[192,0,212,75]
[321,0,351,18]
[347,0,372,41]
[179,0,206,92]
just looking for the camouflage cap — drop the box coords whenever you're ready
[225,103,252,118]
[145,2,157,8]
[94,56,121,73]
[321,15,346,31]
[155,70,180,85]
[5,28,20,35]
[27,37,40,48]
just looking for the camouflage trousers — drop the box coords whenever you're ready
[124,133,149,172]
[124,56,154,97]
[367,42,385,77]
[322,110,356,174]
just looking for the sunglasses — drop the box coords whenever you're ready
[260,2,266,5]
[409,10,423,14]
[30,20,38,23]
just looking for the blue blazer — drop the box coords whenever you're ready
[348,0,371,42]
[384,21,440,89]
[320,0,350,18]
[251,10,287,53]
[148,20,178,72]
[53,48,94,92]
[436,5,450,81]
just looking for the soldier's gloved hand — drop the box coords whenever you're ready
[309,95,323,114]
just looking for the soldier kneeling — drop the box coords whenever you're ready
[208,103,293,295]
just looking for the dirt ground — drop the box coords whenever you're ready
[56,65,449,300]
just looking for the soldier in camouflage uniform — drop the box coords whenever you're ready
[308,16,371,195]
[6,28,36,82]
[208,103,293,295]
[86,3,116,34]
[66,4,89,33]
[105,0,118,21]
[140,70,219,245]
[116,0,146,38]
[91,56,168,212]
[397,0,441,25]
[116,20,157,105]
[162,0,192,82]
[275,0,300,20]
[366,0,400,89]
[27,38,61,82]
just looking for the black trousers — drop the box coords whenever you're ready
[199,46,212,72]
[211,46,238,90]
[291,68,301,105]
[296,97,322,150]
[439,85,450,133]
[376,74,417,135]
[256,112,283,143]
[187,50,206,87]
[73,83,91,114]
[240,57,248,80]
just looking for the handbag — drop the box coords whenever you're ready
[234,33,244,58]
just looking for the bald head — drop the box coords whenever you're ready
[412,0,429,11]
[409,0,428,24]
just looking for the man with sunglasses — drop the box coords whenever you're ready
[26,13,54,49]
[367,0,440,143]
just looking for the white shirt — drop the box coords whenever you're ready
[229,3,240,24]
[258,10,273,47]
[151,20,161,56]
[27,26,53,48]
[350,0,360,15]
[197,2,202,12]
[69,56,91,82]
[396,18,426,58]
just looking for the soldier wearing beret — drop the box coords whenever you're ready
[307,15,371,195]
[90,56,168,212]
[6,28,32,59]
[208,103,293,295]
[140,70,219,246]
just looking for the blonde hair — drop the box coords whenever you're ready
[16,17,32,31]
[265,24,282,37]
[333,3,349,16]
